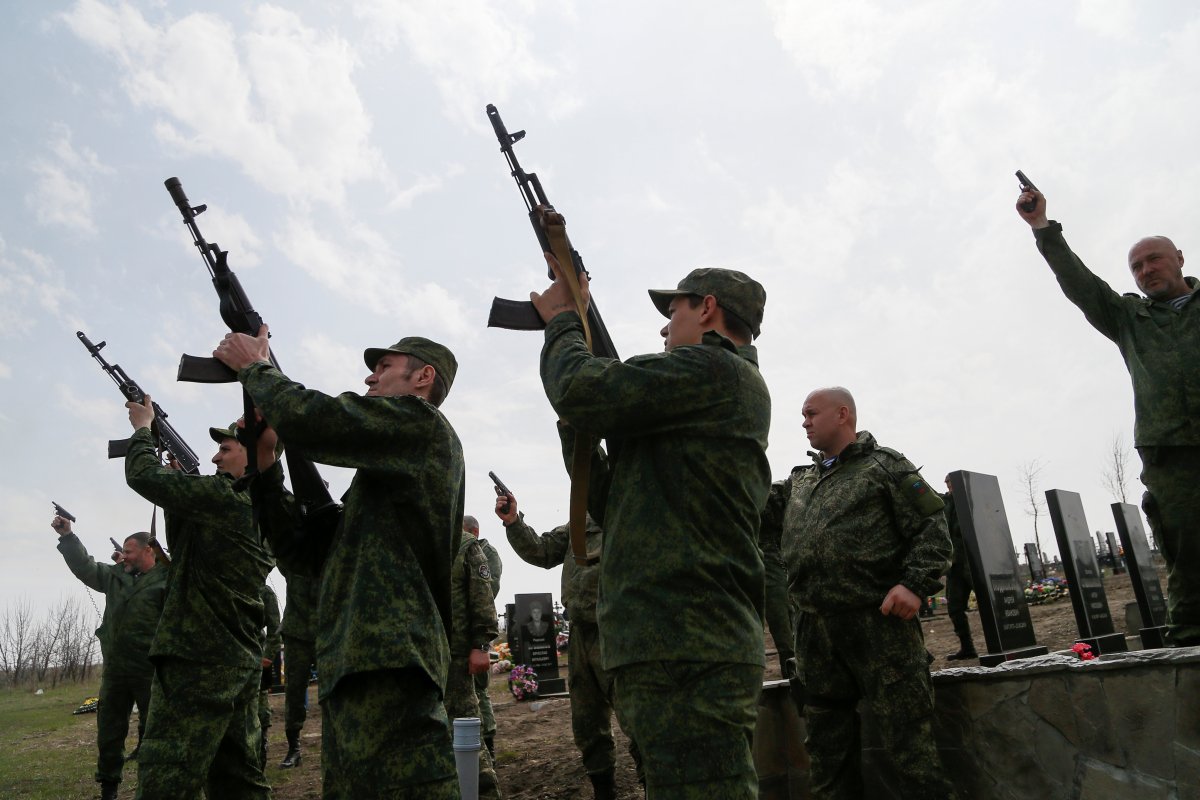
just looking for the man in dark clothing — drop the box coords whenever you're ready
[531,258,770,798]
[1017,186,1200,645]
[942,477,977,661]
[52,516,167,800]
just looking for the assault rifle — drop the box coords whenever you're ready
[485,104,617,565]
[76,330,201,474]
[484,104,619,360]
[164,178,340,563]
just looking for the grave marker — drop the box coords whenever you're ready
[1045,490,1128,655]
[1111,503,1168,649]
[948,471,1048,666]
[1023,543,1046,582]
[512,592,565,694]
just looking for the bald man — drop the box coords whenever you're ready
[1018,186,1200,647]
[761,387,955,799]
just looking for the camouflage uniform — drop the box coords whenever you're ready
[258,583,281,764]
[123,426,273,800]
[238,359,464,799]
[763,431,954,800]
[1035,222,1200,645]
[474,537,502,750]
[56,531,167,788]
[942,491,977,656]
[279,570,318,757]
[445,535,502,799]
[505,513,641,787]
[759,513,795,676]
[541,308,771,798]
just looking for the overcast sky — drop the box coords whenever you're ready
[3,0,1196,626]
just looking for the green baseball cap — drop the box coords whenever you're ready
[363,336,458,392]
[208,421,239,444]
[647,268,766,338]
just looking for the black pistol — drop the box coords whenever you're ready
[52,501,76,523]
[488,471,514,514]
[1016,170,1039,213]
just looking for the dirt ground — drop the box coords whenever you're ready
[260,566,1161,800]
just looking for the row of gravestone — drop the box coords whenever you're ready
[949,470,1168,665]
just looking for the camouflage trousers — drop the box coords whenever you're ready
[798,610,956,800]
[95,670,151,784]
[763,553,795,675]
[445,657,502,799]
[612,660,760,799]
[473,670,494,740]
[944,565,975,646]
[568,621,640,777]
[282,635,316,733]
[134,658,269,800]
[1139,446,1200,645]
[322,668,458,800]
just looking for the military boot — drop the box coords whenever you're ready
[946,633,978,661]
[99,780,119,800]
[589,769,617,800]
[280,729,302,768]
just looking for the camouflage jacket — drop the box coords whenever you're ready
[261,583,281,662]
[763,431,951,614]
[279,569,318,642]
[240,362,465,699]
[541,313,771,669]
[124,427,272,668]
[505,513,604,625]
[477,538,503,600]
[449,536,499,658]
[1036,222,1200,447]
[56,532,167,678]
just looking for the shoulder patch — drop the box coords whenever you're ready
[899,472,945,516]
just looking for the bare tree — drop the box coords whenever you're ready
[0,598,36,687]
[1101,431,1134,504]
[1017,459,1048,563]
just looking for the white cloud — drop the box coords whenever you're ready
[1074,0,1139,38]
[0,238,73,338]
[764,0,954,97]
[26,123,112,234]
[0,362,11,379]
[61,1,385,207]
[350,0,570,127]
[273,214,470,337]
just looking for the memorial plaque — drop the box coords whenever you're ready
[1023,543,1046,582]
[1111,503,1168,649]
[948,471,1048,666]
[512,593,565,694]
[1045,490,1128,655]
[1104,531,1125,574]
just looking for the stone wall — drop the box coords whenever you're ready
[755,647,1200,799]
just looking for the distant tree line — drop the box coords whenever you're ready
[0,596,99,689]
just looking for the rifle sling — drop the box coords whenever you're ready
[540,210,597,567]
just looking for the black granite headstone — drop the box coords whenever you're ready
[948,471,1048,666]
[1111,503,1168,649]
[1104,530,1126,574]
[1023,543,1046,582]
[512,592,565,694]
[1045,490,1128,655]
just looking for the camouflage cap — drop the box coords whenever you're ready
[208,421,240,444]
[647,267,766,338]
[363,336,458,392]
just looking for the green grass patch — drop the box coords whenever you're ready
[0,679,138,799]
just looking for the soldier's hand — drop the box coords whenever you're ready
[164,452,182,471]
[238,410,279,469]
[495,490,518,525]
[880,584,921,620]
[531,250,589,325]
[51,515,71,536]
[1015,189,1050,229]
[468,648,491,676]
[214,324,271,372]
[127,395,155,432]
[112,551,125,564]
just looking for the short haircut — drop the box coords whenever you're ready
[124,532,152,548]
[406,354,449,407]
[462,515,479,533]
[683,295,753,343]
